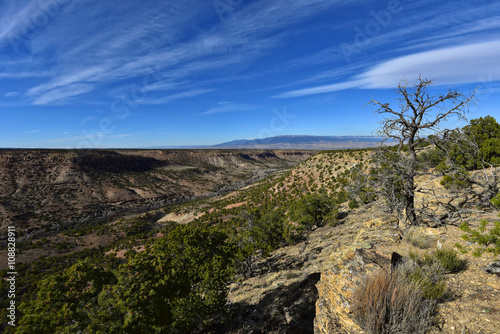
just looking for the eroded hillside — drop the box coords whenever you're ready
[0,149,313,231]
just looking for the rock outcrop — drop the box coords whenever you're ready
[314,217,402,334]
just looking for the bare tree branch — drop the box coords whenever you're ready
[365,77,476,227]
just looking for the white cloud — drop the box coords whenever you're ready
[274,80,364,98]
[112,133,140,138]
[5,0,498,107]
[26,66,106,97]
[10,0,348,105]
[4,91,20,97]
[358,40,500,88]
[222,0,346,39]
[271,1,500,91]
[135,88,215,105]
[47,133,103,143]
[393,16,500,54]
[0,0,43,42]
[0,71,52,79]
[275,40,500,98]
[33,83,94,105]
[202,103,258,115]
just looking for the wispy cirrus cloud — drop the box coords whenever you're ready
[202,102,259,115]
[274,80,364,98]
[4,91,20,98]
[134,88,216,105]
[0,0,48,43]
[2,0,498,110]
[33,83,94,105]
[392,16,500,54]
[269,1,500,93]
[0,1,208,105]
[357,40,500,88]
[1,0,352,105]
[354,1,500,57]
[26,65,107,97]
[275,40,500,98]
[0,71,52,79]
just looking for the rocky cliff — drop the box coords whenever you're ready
[314,216,402,334]
[313,213,500,334]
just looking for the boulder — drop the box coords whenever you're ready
[485,261,500,275]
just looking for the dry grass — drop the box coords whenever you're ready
[352,268,435,334]
[404,228,434,249]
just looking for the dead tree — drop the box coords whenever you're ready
[370,77,476,227]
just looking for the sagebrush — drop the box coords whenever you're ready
[352,268,435,334]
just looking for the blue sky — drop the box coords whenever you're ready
[1,0,499,148]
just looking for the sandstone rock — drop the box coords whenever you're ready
[314,213,402,334]
[314,248,391,334]
[426,227,442,235]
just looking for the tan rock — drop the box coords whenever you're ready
[314,248,391,334]
[426,227,442,235]
[485,277,500,290]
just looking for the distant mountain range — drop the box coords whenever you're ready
[152,135,386,150]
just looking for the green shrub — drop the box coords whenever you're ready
[448,116,500,169]
[491,193,500,209]
[409,247,466,274]
[348,199,359,209]
[405,252,447,300]
[432,247,467,273]
[459,220,500,256]
[404,228,434,249]
[417,148,446,169]
[19,224,237,334]
[440,169,470,190]
[287,193,336,229]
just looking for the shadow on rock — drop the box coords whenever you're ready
[205,272,321,334]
